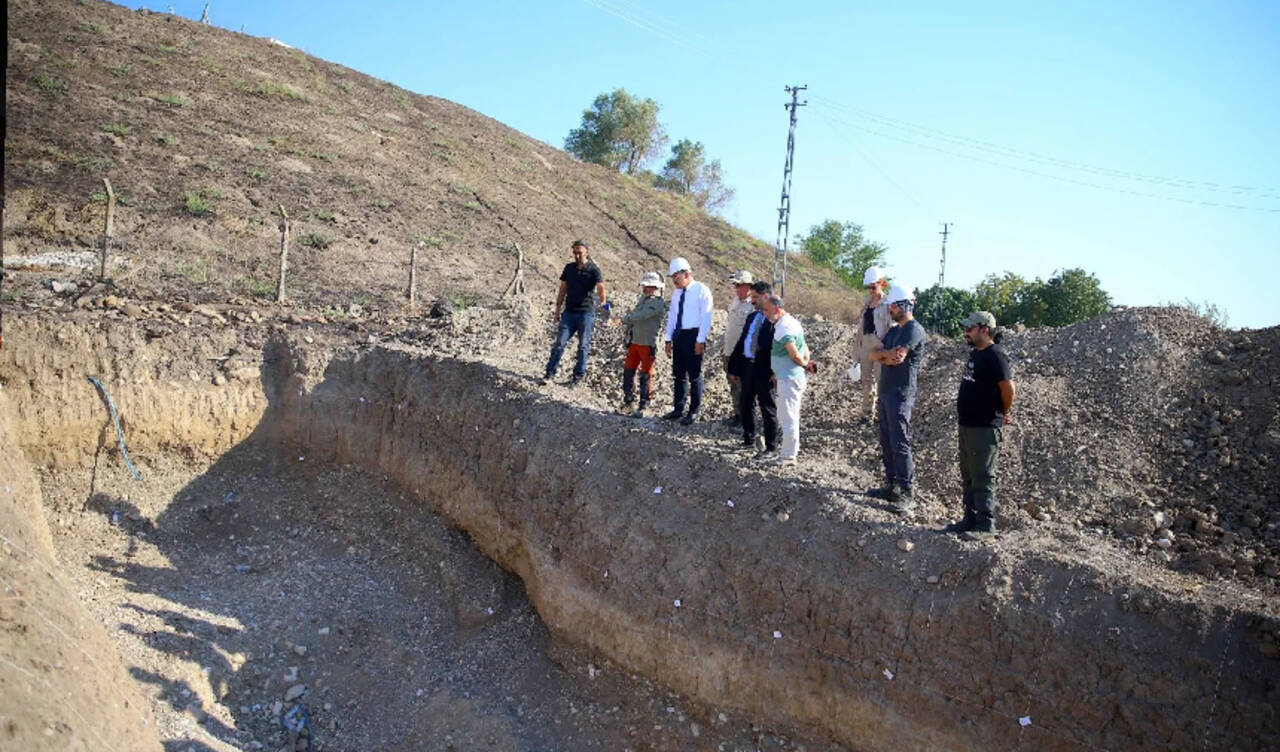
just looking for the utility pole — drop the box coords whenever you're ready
[773,85,807,300]
[934,222,951,324]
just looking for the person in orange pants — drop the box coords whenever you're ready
[612,271,667,417]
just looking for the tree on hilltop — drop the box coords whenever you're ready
[656,139,735,211]
[565,89,666,174]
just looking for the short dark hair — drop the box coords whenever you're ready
[751,281,772,295]
[571,240,588,249]
[767,294,784,308]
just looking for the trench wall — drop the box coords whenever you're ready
[0,390,162,751]
[3,315,1278,751]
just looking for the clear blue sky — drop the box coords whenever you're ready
[153,0,1279,328]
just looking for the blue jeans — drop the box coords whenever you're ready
[545,311,596,380]
[877,388,916,489]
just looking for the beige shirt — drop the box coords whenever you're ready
[723,295,756,356]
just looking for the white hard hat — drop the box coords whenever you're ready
[639,271,664,288]
[862,266,885,286]
[886,284,914,305]
[668,257,691,276]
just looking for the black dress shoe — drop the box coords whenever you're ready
[680,412,699,426]
[662,409,684,421]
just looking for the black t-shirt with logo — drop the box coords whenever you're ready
[957,344,1012,427]
[561,261,603,313]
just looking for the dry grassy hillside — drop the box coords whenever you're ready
[4,0,850,316]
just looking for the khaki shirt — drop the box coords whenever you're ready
[723,296,756,356]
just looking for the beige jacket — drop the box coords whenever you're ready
[723,296,756,356]
[855,296,894,351]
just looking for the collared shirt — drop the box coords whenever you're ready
[722,295,756,356]
[664,280,714,343]
[741,311,764,359]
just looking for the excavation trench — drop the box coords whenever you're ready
[3,315,1278,751]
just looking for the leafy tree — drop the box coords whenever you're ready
[796,220,888,289]
[655,139,735,211]
[916,285,978,336]
[1039,268,1111,326]
[565,88,666,174]
[973,268,1110,327]
[973,272,1034,321]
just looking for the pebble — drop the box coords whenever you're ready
[293,644,307,656]
[285,684,307,701]
[775,510,790,523]
[926,575,940,584]
[896,539,915,553]
[318,627,330,636]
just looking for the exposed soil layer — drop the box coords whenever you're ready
[4,311,1279,751]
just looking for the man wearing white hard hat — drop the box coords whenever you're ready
[868,283,926,513]
[662,257,714,425]
[722,270,757,427]
[852,266,894,425]
[611,271,667,417]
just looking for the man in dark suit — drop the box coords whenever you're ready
[727,281,778,455]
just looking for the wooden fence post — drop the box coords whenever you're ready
[408,240,421,309]
[99,178,115,282]
[276,206,289,303]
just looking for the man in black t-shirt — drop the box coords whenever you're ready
[951,311,1015,541]
[543,240,607,386]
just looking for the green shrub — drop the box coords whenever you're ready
[102,122,130,137]
[249,168,267,180]
[298,231,334,249]
[102,63,130,77]
[184,191,211,216]
[153,92,187,107]
[35,74,65,96]
[314,211,335,222]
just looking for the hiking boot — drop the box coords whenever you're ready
[680,412,700,426]
[633,401,648,418]
[890,488,916,515]
[867,482,899,501]
[662,409,684,421]
[568,376,584,388]
[755,434,766,452]
[942,513,976,534]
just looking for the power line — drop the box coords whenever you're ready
[814,108,1280,214]
[812,94,1280,200]
[811,110,935,217]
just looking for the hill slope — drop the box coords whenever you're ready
[4,0,845,314]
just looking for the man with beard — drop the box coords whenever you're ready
[867,284,926,514]
[950,311,1014,541]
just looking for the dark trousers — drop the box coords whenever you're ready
[877,388,916,489]
[739,369,778,449]
[959,425,1002,530]
[545,311,596,380]
[670,328,704,415]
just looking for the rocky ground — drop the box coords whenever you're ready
[36,442,845,752]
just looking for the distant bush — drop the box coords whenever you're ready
[152,92,187,107]
[101,122,130,137]
[153,132,177,145]
[298,231,334,250]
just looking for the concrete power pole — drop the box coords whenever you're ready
[773,85,807,300]
[934,222,952,324]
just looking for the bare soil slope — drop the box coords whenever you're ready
[5,0,846,318]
